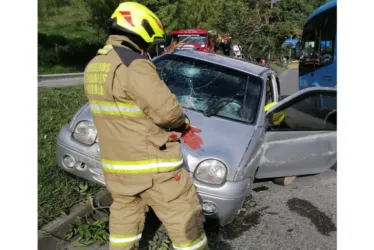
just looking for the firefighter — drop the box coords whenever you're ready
[170,40,178,52]
[264,102,286,125]
[83,2,208,250]
[222,36,231,56]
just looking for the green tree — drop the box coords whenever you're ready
[216,0,274,58]
[38,0,333,73]
[178,0,223,29]
[38,0,70,21]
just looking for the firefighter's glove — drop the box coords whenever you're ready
[169,118,204,150]
[180,124,204,150]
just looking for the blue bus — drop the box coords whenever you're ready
[298,0,337,90]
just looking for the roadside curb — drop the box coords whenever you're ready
[38,189,112,250]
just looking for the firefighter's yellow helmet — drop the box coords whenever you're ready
[264,102,286,125]
[108,2,164,44]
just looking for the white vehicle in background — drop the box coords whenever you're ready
[232,44,243,59]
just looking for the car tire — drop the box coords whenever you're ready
[272,176,297,186]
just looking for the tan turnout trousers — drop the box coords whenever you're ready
[106,168,208,250]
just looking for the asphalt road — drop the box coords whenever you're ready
[279,68,299,96]
[60,68,337,250]
[208,169,337,250]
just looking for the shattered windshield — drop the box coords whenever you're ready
[154,54,263,124]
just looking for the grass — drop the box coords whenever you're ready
[270,64,287,74]
[38,86,100,227]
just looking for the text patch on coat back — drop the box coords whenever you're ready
[84,62,111,96]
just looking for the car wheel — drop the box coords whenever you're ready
[272,176,297,186]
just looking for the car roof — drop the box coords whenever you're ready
[171,50,273,76]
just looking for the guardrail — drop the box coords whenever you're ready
[38,72,84,82]
[38,72,85,88]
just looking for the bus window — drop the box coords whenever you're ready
[319,7,336,66]
[299,6,336,76]
[299,18,319,76]
[298,0,336,90]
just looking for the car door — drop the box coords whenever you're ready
[255,87,336,179]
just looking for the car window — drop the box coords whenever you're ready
[153,54,263,124]
[272,92,336,130]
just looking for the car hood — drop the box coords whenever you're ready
[71,104,255,181]
[180,109,254,180]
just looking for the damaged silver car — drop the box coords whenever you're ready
[56,50,337,226]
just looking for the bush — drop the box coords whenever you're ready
[38,32,103,74]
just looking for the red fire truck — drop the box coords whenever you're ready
[162,29,214,54]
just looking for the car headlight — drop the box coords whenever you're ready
[73,121,97,145]
[194,159,227,185]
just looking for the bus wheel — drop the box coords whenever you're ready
[272,176,297,186]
